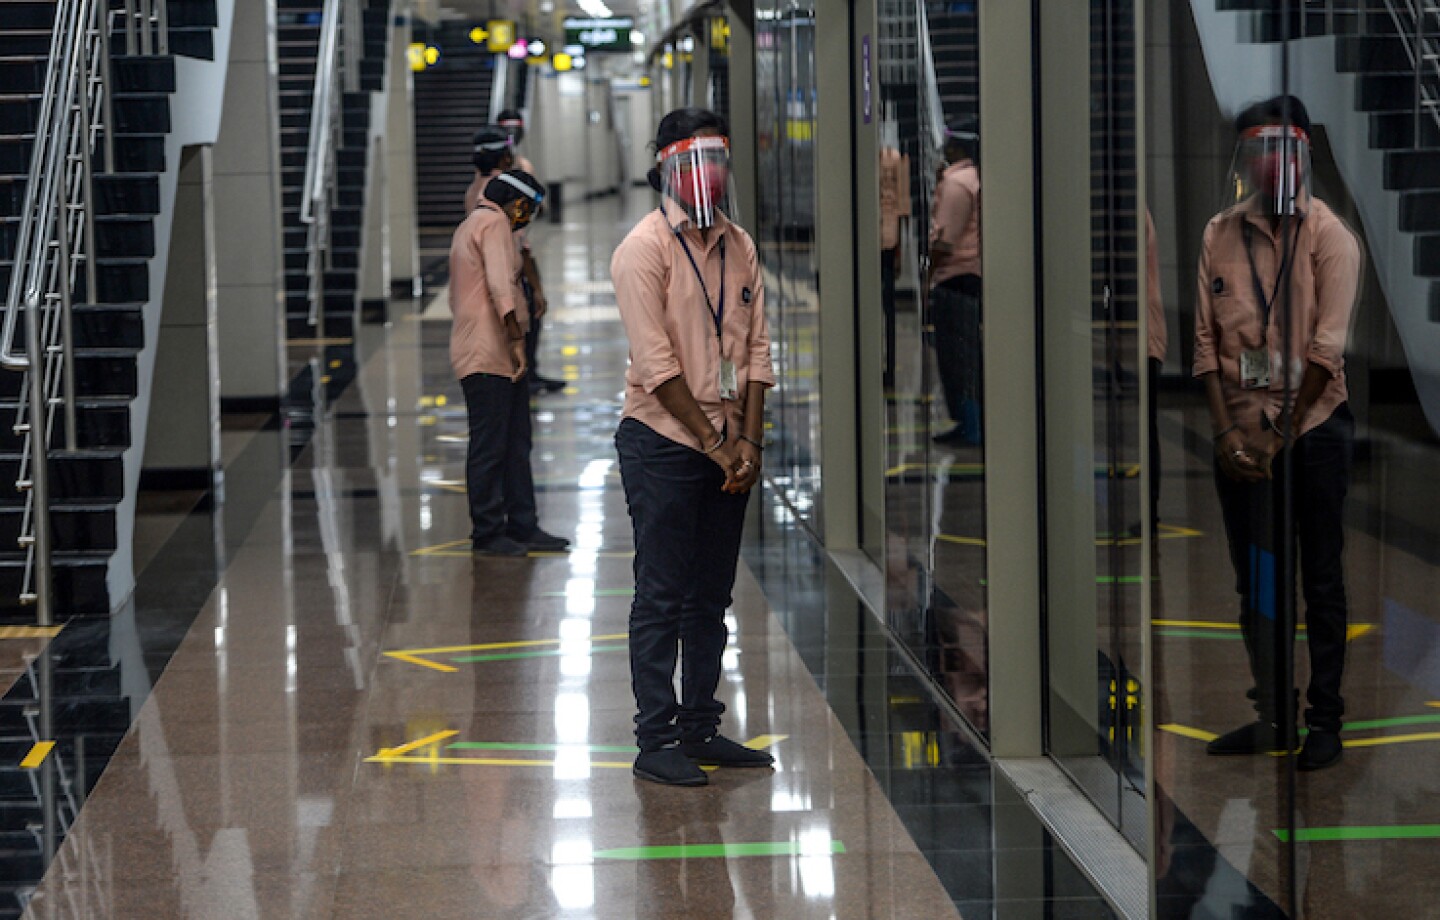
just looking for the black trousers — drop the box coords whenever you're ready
[616,418,750,751]
[460,372,538,543]
[522,279,545,379]
[1213,404,1353,732]
[1148,357,1162,524]
[930,278,982,423]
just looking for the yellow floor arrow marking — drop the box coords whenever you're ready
[0,626,63,639]
[1428,702,1440,710]
[744,735,790,749]
[20,741,55,769]
[384,633,631,672]
[376,730,458,758]
[1160,724,1219,743]
[1155,619,1375,642]
[369,735,786,769]
[1342,732,1440,749]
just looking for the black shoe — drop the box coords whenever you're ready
[472,535,529,557]
[1297,730,1343,772]
[539,376,567,393]
[1206,721,1289,756]
[509,528,570,551]
[679,734,775,768]
[633,748,708,786]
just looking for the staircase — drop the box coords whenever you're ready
[925,0,977,123]
[413,19,495,230]
[0,0,219,624]
[1195,0,1440,431]
[276,0,391,341]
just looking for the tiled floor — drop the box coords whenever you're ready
[6,194,1119,918]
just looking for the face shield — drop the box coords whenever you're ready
[657,135,737,230]
[1226,124,1312,217]
[499,117,525,146]
[491,172,545,229]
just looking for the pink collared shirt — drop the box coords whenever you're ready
[1193,196,1361,437]
[449,202,529,380]
[930,159,981,284]
[611,202,777,450]
[879,147,912,252]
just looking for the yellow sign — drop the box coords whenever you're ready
[424,45,440,66]
[710,18,730,51]
[406,42,427,72]
[469,26,488,44]
[553,53,574,72]
[487,20,516,52]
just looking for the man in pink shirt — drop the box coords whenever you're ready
[879,141,911,388]
[462,126,514,215]
[927,120,982,446]
[450,169,569,557]
[1193,96,1361,771]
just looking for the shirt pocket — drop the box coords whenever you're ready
[1207,261,1258,347]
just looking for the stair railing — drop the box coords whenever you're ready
[0,0,115,626]
[120,0,169,56]
[301,0,347,333]
[1383,0,1440,144]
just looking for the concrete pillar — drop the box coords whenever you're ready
[212,0,286,411]
[724,0,757,227]
[142,147,221,488]
[387,8,422,295]
[360,133,389,322]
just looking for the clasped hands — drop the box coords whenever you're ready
[708,436,762,494]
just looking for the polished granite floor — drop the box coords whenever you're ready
[2,193,1124,919]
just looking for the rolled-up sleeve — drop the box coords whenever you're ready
[1308,219,1361,377]
[1192,224,1219,378]
[612,236,683,393]
[478,221,518,321]
[746,255,776,388]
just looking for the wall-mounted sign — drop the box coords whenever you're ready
[487,20,516,52]
[563,17,634,53]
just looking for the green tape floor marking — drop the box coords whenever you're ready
[452,644,628,664]
[1157,629,1243,641]
[1344,713,1440,732]
[1274,825,1440,843]
[450,741,636,754]
[593,841,847,860]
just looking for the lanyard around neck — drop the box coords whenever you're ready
[1242,217,1301,332]
[672,224,726,344]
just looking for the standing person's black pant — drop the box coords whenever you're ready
[460,372,538,544]
[616,418,751,752]
[1212,404,1353,732]
[1148,357,1163,525]
[930,274,983,427]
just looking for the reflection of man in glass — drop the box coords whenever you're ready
[927,120,982,446]
[1193,96,1361,772]
[878,110,911,389]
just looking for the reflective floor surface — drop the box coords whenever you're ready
[3,193,1113,919]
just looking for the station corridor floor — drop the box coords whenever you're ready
[8,195,1118,919]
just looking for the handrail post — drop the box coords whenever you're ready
[24,291,53,629]
[98,1,116,172]
[156,0,169,55]
[1417,0,1426,147]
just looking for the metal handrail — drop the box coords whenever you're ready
[0,0,118,624]
[301,0,346,329]
[1382,0,1440,144]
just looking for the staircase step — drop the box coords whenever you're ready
[0,507,117,553]
[1400,190,1440,232]
[0,554,108,618]
[1370,112,1440,150]
[1357,75,1422,112]
[1414,233,1440,276]
[0,453,124,505]
[1384,149,1440,189]
[0,354,137,401]
[1336,35,1413,74]
[0,4,56,30]
[0,400,130,452]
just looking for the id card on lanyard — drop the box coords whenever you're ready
[674,226,737,400]
[1240,220,1299,391]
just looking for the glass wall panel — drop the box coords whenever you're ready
[1042,0,1147,846]
[755,0,823,529]
[866,0,988,736]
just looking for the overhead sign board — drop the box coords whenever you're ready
[563,17,634,53]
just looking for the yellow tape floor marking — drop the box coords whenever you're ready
[1429,702,1440,710]
[20,741,55,769]
[368,735,786,770]
[377,730,458,758]
[937,534,987,547]
[410,538,635,559]
[1159,724,1219,743]
[1163,723,1440,751]
[384,633,631,672]
[1154,619,1376,642]
[0,626,63,639]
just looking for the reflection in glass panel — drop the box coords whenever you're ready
[1044,0,1145,847]
[755,0,823,529]
[872,0,987,736]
